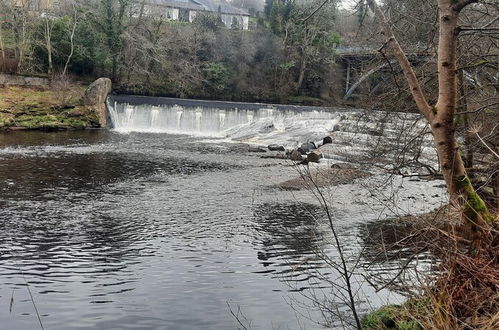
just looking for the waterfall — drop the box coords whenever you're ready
[106,97,340,139]
[106,95,437,166]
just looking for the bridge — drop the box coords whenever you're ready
[334,44,435,100]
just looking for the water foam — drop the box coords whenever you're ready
[106,97,437,166]
[107,100,342,147]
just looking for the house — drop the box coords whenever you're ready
[13,0,56,11]
[138,0,250,30]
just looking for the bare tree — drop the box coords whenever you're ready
[62,1,78,76]
[44,15,54,75]
[365,0,497,237]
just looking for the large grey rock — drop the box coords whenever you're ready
[82,78,112,127]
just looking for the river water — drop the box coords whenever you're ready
[0,98,446,329]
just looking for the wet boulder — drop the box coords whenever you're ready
[322,136,333,145]
[268,144,285,151]
[300,142,316,153]
[307,150,323,163]
[289,149,304,161]
[249,146,267,153]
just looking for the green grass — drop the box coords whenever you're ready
[0,86,97,130]
[362,303,424,330]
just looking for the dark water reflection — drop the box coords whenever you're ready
[253,203,326,283]
[0,130,430,329]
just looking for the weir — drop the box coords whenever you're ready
[106,95,436,166]
[106,95,342,138]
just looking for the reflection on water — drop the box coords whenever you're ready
[253,203,325,282]
[0,130,440,329]
[358,218,438,295]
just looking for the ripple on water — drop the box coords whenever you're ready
[0,130,439,329]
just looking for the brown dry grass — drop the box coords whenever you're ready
[363,207,498,329]
[423,229,499,329]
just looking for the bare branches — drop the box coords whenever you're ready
[453,0,480,13]
[366,0,433,120]
[63,2,78,76]
[302,0,330,23]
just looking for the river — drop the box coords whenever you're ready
[0,97,446,329]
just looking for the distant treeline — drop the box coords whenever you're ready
[0,0,340,104]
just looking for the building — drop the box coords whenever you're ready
[13,0,56,11]
[138,0,250,30]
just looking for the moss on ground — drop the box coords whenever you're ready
[0,86,98,130]
[362,299,429,330]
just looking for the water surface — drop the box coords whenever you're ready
[0,128,445,329]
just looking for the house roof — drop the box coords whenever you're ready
[145,0,249,16]
[145,0,205,11]
[193,0,249,16]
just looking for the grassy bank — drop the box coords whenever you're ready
[361,207,498,330]
[0,85,100,130]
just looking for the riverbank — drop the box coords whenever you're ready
[361,206,499,330]
[0,85,100,130]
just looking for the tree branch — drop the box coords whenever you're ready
[453,0,479,12]
[302,0,329,23]
[366,0,433,120]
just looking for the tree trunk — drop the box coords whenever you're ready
[45,18,53,75]
[296,49,307,91]
[63,5,78,76]
[367,0,496,234]
[0,22,5,72]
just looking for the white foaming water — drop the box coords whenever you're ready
[107,100,341,146]
[107,98,437,165]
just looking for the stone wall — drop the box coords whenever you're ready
[0,74,49,87]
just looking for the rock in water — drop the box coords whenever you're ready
[307,150,322,163]
[322,136,333,145]
[82,78,112,128]
[289,149,304,161]
[249,146,267,153]
[268,144,285,151]
[300,142,316,153]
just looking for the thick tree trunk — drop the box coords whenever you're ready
[433,0,461,198]
[432,1,494,230]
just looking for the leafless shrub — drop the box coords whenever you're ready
[50,74,82,107]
